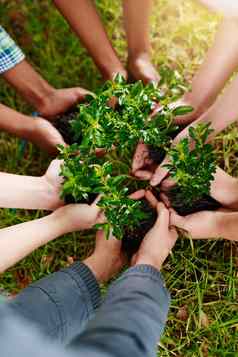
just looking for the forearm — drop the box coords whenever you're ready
[176,74,238,143]
[7,262,101,345]
[123,0,152,57]
[0,212,65,273]
[184,19,238,113]
[2,60,54,111]
[54,0,125,79]
[0,172,58,210]
[69,265,170,357]
[217,212,238,241]
[0,103,35,140]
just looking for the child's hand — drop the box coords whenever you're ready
[170,208,223,240]
[41,159,64,210]
[53,196,103,233]
[132,191,178,271]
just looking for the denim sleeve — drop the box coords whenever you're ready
[69,264,170,357]
[6,262,101,345]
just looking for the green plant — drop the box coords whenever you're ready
[58,73,193,239]
[165,122,217,209]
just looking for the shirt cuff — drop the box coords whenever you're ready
[66,262,101,310]
[0,26,25,74]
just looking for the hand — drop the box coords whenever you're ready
[84,230,126,283]
[41,159,64,210]
[170,208,223,239]
[128,53,160,84]
[31,117,66,155]
[53,196,103,233]
[132,191,178,271]
[132,142,154,180]
[169,97,199,126]
[38,87,92,118]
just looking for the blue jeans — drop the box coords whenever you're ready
[0,262,170,357]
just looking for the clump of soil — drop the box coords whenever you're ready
[122,199,157,257]
[167,189,221,216]
[54,108,79,145]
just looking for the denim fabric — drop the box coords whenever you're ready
[0,263,170,357]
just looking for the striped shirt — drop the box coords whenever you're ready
[0,26,25,74]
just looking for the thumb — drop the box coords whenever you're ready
[150,157,170,186]
[155,202,169,228]
[169,209,186,229]
[74,87,94,101]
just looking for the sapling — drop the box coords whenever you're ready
[57,71,194,252]
[165,123,221,215]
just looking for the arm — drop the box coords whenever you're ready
[0,27,91,117]
[0,200,101,273]
[0,104,65,154]
[69,197,177,357]
[150,73,238,186]
[171,208,238,242]
[123,0,160,84]
[3,59,92,118]
[199,0,238,17]
[0,160,63,210]
[71,265,169,357]
[175,18,238,125]
[53,0,126,80]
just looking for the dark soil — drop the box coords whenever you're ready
[53,107,80,145]
[122,199,157,257]
[167,188,222,216]
[64,193,97,205]
[64,193,158,258]
[148,125,185,165]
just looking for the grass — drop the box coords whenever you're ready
[0,0,238,355]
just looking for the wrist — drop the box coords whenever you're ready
[134,254,164,271]
[40,175,63,210]
[83,255,108,283]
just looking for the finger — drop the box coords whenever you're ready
[75,87,94,101]
[129,189,145,200]
[159,192,171,208]
[150,102,162,118]
[161,177,175,191]
[145,190,158,209]
[135,170,153,180]
[150,161,169,186]
[132,142,149,172]
[169,209,186,229]
[96,212,106,224]
[156,202,169,227]
[131,252,138,266]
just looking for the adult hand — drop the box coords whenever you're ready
[132,191,178,271]
[38,87,93,118]
[31,117,66,155]
[128,53,160,85]
[85,230,126,283]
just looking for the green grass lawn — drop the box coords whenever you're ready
[0,0,238,355]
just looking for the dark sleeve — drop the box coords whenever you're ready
[6,262,101,345]
[69,264,170,357]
